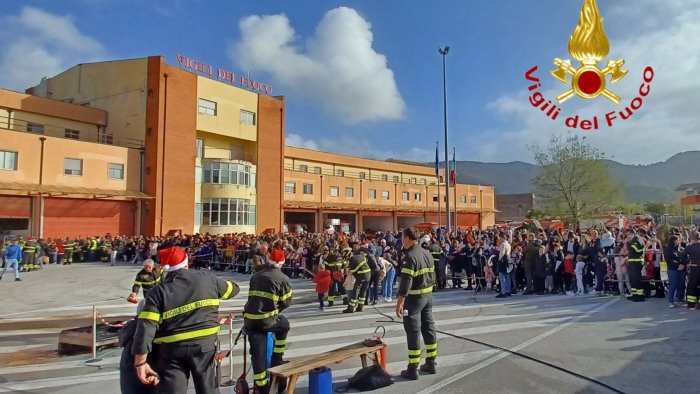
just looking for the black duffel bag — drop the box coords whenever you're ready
[347,365,394,391]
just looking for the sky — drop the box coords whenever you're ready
[0,0,698,165]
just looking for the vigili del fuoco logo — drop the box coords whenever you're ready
[525,0,654,130]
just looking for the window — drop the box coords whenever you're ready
[285,182,296,194]
[313,166,322,174]
[303,183,313,195]
[381,190,390,200]
[381,174,388,181]
[198,99,217,115]
[194,203,203,226]
[393,176,399,183]
[402,192,409,201]
[336,169,345,177]
[330,186,339,197]
[471,196,477,204]
[26,122,44,134]
[0,150,17,170]
[359,172,366,180]
[64,158,83,176]
[196,138,204,158]
[410,177,417,184]
[415,193,422,202]
[202,198,253,226]
[108,163,124,180]
[240,110,256,125]
[203,162,251,186]
[345,187,354,198]
[433,194,439,202]
[460,195,467,203]
[98,131,113,145]
[420,178,427,185]
[65,129,80,139]
[299,165,308,173]
[368,189,377,199]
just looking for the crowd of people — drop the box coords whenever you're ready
[2,225,699,310]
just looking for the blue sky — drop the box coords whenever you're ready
[0,0,698,165]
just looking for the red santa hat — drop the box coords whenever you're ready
[159,247,189,272]
[269,249,285,268]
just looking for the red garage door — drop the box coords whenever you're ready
[457,213,480,229]
[43,198,135,239]
[0,196,31,218]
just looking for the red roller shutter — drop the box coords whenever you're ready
[0,196,31,218]
[43,198,135,238]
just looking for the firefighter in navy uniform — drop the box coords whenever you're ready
[325,249,348,306]
[396,228,438,380]
[129,259,161,299]
[627,229,647,302]
[244,249,293,394]
[343,247,372,314]
[132,247,240,394]
[63,238,75,265]
[429,240,447,291]
[683,231,700,309]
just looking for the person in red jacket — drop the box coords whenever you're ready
[563,251,576,295]
[313,263,332,311]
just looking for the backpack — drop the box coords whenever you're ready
[347,365,394,391]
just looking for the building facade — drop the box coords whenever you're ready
[0,55,495,237]
[495,193,537,223]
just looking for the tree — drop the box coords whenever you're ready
[529,134,622,224]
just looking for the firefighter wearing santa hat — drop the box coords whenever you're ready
[131,246,240,393]
[244,248,293,394]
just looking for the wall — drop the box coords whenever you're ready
[143,57,197,236]
[196,77,258,141]
[255,95,284,233]
[29,59,148,144]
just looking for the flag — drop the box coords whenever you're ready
[434,141,439,179]
[450,147,456,185]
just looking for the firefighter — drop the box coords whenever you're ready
[683,231,700,309]
[343,247,372,314]
[429,240,447,291]
[129,259,161,299]
[396,228,438,380]
[132,246,240,394]
[89,237,98,262]
[63,237,75,265]
[244,249,292,394]
[627,229,646,302]
[325,249,348,306]
[22,237,38,272]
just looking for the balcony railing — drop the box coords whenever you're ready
[0,114,144,149]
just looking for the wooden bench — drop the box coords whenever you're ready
[267,341,386,394]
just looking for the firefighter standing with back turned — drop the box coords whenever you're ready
[627,229,647,302]
[343,245,371,313]
[131,246,240,394]
[683,231,700,309]
[396,228,438,380]
[244,249,293,394]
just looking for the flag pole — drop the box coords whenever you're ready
[452,147,457,232]
[435,141,441,231]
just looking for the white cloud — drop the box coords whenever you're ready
[286,133,319,150]
[473,0,700,165]
[0,7,105,91]
[230,7,406,124]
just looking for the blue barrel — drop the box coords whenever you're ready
[265,332,274,368]
[308,367,332,394]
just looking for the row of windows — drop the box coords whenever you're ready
[295,164,430,184]
[196,198,256,227]
[202,162,252,186]
[198,98,256,125]
[20,122,83,140]
[0,150,124,179]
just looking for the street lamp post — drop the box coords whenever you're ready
[439,46,451,233]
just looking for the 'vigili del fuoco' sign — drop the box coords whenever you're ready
[175,54,272,94]
[524,0,654,130]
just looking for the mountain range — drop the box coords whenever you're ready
[450,151,700,203]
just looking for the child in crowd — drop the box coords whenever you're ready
[313,263,331,311]
[544,247,555,294]
[343,267,356,305]
[484,257,496,292]
[575,255,586,295]
[535,245,548,295]
[597,248,610,296]
[563,252,576,295]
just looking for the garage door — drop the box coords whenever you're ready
[43,198,135,238]
[0,196,31,218]
[456,213,480,228]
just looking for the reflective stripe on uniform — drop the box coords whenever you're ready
[351,259,369,274]
[630,244,644,253]
[628,258,644,262]
[401,267,435,277]
[254,371,267,381]
[407,286,434,295]
[153,326,220,344]
[408,349,421,364]
[248,289,292,302]
[162,299,219,320]
[221,281,234,300]
[425,343,438,358]
[687,295,698,302]
[244,310,280,320]
[134,280,158,286]
[138,311,161,322]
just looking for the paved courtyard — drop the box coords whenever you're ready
[0,262,698,393]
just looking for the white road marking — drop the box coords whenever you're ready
[415,297,619,394]
[0,343,52,353]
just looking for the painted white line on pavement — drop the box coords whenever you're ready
[0,328,64,337]
[0,343,52,353]
[415,297,619,394]
[0,371,118,393]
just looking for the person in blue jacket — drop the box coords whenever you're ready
[0,239,22,281]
